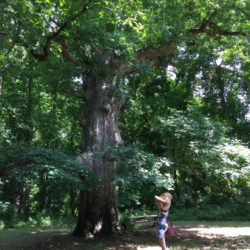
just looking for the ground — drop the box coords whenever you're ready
[0,223,249,250]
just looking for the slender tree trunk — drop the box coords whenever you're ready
[19,77,33,219]
[73,72,124,236]
[215,66,227,119]
[18,181,29,220]
[171,137,180,200]
[37,171,48,211]
[0,75,2,95]
[25,77,33,143]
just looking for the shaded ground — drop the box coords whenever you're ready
[0,224,249,250]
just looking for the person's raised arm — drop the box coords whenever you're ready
[154,195,170,205]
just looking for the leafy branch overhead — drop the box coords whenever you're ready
[0,144,89,189]
[28,1,91,61]
[1,1,247,76]
[148,107,250,205]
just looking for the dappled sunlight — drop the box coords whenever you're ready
[137,247,161,250]
[184,226,250,237]
[1,224,250,249]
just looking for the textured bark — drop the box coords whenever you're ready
[73,71,124,236]
[25,77,33,143]
[18,181,29,219]
[0,76,2,95]
[215,66,227,119]
[135,42,176,59]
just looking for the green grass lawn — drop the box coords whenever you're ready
[0,224,73,239]
[0,221,249,250]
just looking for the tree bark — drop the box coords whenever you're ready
[73,71,124,236]
[215,66,227,119]
[25,76,33,143]
[0,76,2,95]
[18,181,29,219]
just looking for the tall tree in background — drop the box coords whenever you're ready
[0,0,248,236]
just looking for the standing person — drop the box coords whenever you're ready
[154,192,172,250]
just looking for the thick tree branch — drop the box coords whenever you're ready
[127,8,245,75]
[190,10,218,35]
[207,22,246,37]
[190,10,246,37]
[59,41,92,69]
[62,88,86,100]
[0,31,8,36]
[31,3,90,61]
[134,41,177,59]
[116,42,177,76]
[184,163,250,205]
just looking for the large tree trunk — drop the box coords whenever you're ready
[73,72,124,236]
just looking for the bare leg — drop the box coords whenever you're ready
[159,237,168,250]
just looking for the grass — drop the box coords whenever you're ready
[173,220,250,227]
[0,221,249,249]
[0,224,72,239]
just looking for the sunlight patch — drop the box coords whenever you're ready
[137,247,161,250]
[184,227,250,237]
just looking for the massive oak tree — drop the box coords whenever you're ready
[1,0,248,236]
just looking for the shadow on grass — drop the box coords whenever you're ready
[0,224,249,250]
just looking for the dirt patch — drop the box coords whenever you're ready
[0,225,249,250]
[176,225,250,237]
[138,225,250,249]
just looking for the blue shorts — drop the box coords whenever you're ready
[157,212,169,238]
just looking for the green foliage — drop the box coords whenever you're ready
[121,96,249,207]
[0,144,91,224]
[0,144,87,186]
[119,210,135,233]
[171,203,250,221]
[152,107,249,203]
[32,210,52,226]
[0,0,249,227]
[107,144,174,210]
[0,54,83,152]
[0,202,18,228]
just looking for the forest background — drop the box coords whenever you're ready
[0,0,249,235]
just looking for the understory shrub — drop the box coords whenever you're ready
[119,210,135,233]
[0,202,18,228]
[171,203,250,221]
